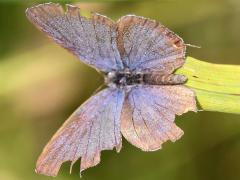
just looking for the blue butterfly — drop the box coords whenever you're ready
[26,3,197,177]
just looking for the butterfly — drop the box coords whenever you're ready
[26,2,197,177]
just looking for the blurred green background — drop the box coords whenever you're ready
[0,0,240,180]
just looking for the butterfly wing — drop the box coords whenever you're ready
[36,88,125,176]
[117,15,186,73]
[26,3,123,72]
[121,85,196,151]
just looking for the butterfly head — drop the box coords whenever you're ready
[104,70,144,88]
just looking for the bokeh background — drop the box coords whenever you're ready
[1,0,240,180]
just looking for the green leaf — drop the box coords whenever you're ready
[176,57,240,114]
[1,45,239,115]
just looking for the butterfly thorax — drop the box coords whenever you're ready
[105,71,187,87]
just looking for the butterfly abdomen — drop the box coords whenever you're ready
[143,74,187,85]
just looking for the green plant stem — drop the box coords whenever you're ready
[1,46,239,115]
[176,57,240,114]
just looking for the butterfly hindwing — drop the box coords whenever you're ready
[117,15,186,73]
[35,88,125,176]
[26,3,123,72]
[121,85,196,151]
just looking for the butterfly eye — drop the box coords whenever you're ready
[105,71,117,85]
[107,71,116,79]
[119,77,127,84]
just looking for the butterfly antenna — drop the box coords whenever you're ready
[95,68,104,76]
[92,83,105,95]
[70,160,76,175]
[185,43,201,48]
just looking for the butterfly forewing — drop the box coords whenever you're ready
[36,88,125,176]
[26,3,123,72]
[117,15,186,73]
[121,85,196,151]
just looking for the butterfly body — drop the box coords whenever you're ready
[105,71,187,87]
[26,3,197,177]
